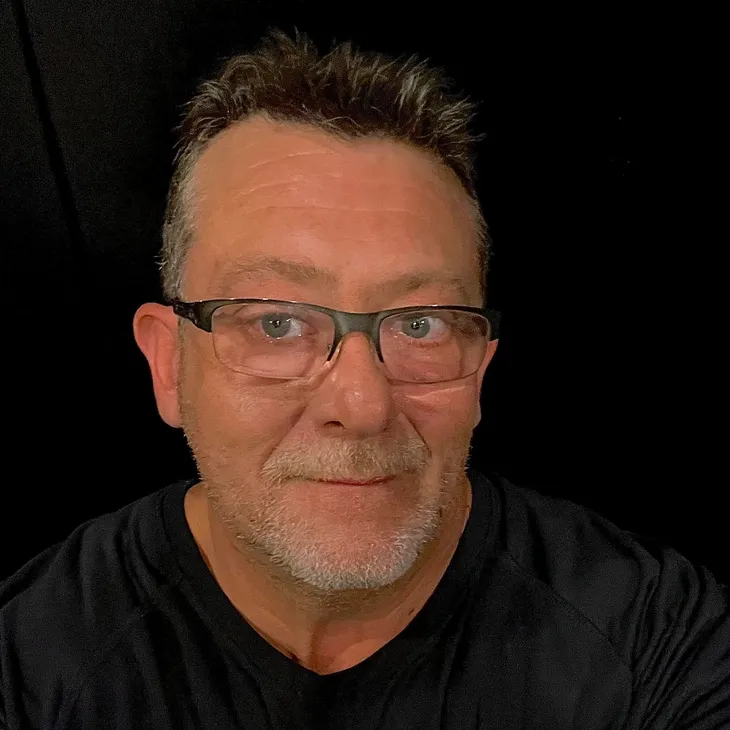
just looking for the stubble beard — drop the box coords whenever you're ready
[177,358,473,596]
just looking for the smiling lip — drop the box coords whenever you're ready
[315,476,393,485]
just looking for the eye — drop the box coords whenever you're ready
[255,313,306,340]
[391,314,450,341]
[214,303,326,345]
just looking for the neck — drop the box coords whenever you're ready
[184,477,472,674]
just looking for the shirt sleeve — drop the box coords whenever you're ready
[628,538,729,730]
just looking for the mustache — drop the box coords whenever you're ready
[261,436,430,483]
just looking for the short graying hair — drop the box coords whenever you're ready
[160,29,489,302]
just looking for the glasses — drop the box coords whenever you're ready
[171,298,500,384]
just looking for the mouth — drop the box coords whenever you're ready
[313,476,394,486]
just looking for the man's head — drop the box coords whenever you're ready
[134,30,498,597]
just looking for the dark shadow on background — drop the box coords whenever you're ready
[1,1,725,585]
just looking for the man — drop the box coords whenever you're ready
[1,29,727,730]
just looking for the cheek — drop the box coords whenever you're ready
[183,361,298,456]
[394,382,479,445]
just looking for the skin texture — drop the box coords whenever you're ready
[133,115,498,674]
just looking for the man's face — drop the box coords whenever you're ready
[176,116,495,593]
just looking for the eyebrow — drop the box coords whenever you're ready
[212,255,473,302]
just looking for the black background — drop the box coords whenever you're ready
[1,2,726,583]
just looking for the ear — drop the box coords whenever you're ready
[473,338,499,429]
[133,302,182,428]
[477,338,499,381]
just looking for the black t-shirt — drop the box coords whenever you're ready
[1,470,728,729]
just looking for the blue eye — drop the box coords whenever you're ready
[257,314,304,339]
[392,315,449,341]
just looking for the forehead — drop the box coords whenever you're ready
[185,116,480,303]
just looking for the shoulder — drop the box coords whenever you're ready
[0,485,181,727]
[487,475,728,713]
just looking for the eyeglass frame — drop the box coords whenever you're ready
[170,298,501,381]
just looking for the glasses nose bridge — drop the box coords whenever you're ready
[328,310,385,363]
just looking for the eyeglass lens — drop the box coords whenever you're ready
[210,302,491,383]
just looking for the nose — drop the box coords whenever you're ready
[327,328,388,372]
[319,331,393,433]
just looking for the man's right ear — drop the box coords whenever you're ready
[133,303,182,428]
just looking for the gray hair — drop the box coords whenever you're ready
[160,29,489,302]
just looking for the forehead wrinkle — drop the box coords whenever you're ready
[245,149,339,170]
[221,204,427,218]
[198,146,470,219]
[200,118,469,203]
[213,180,462,221]
[222,175,454,196]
